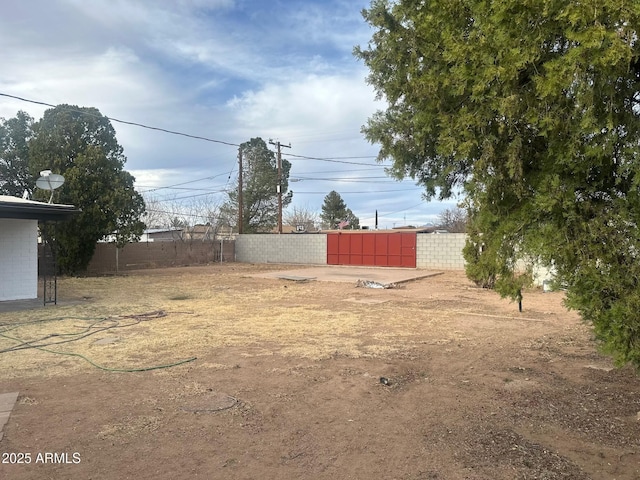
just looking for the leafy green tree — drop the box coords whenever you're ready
[222,137,292,233]
[0,111,35,197]
[321,190,360,229]
[29,105,145,273]
[356,1,640,365]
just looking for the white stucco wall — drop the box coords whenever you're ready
[0,219,38,301]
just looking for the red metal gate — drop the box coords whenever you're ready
[327,232,416,268]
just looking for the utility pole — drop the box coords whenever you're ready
[269,139,291,234]
[237,146,243,234]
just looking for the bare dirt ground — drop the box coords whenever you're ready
[0,263,639,480]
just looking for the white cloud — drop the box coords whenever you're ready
[0,0,453,225]
[227,71,378,142]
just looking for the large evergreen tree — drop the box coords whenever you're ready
[29,105,145,274]
[320,191,360,229]
[222,137,292,233]
[0,111,35,197]
[356,1,640,365]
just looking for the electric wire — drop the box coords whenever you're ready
[0,92,239,147]
[284,153,383,166]
[3,91,432,216]
[1,92,384,167]
[293,187,423,194]
[137,171,233,193]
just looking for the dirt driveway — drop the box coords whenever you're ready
[0,264,638,479]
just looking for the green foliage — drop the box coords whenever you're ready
[223,137,292,233]
[320,190,360,229]
[0,111,35,197]
[357,1,640,365]
[29,105,145,273]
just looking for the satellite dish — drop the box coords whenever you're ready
[36,171,65,203]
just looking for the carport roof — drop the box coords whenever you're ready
[0,195,79,221]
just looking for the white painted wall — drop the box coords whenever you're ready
[0,219,38,301]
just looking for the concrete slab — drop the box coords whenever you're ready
[254,266,442,285]
[0,298,42,313]
[0,298,85,313]
[0,392,19,442]
[0,412,10,430]
[0,392,19,412]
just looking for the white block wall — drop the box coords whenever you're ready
[416,233,467,270]
[0,219,38,301]
[236,234,327,265]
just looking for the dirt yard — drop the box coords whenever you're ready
[0,264,639,479]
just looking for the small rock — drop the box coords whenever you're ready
[379,377,391,386]
[636,411,640,421]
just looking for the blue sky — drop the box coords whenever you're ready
[0,0,459,228]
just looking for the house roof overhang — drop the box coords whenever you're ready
[0,196,79,221]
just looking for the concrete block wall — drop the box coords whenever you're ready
[0,219,38,301]
[236,234,327,265]
[416,233,467,270]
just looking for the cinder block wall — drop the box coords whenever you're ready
[416,233,467,270]
[236,234,328,265]
[0,219,37,301]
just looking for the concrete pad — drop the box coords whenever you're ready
[0,412,10,430]
[0,298,42,313]
[0,392,19,413]
[0,392,19,442]
[254,266,442,285]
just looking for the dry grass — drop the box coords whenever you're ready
[1,265,446,379]
[1,265,573,380]
[97,415,161,440]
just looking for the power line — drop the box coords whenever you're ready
[292,187,423,194]
[358,201,429,224]
[298,167,384,174]
[144,208,219,219]
[292,175,399,183]
[284,153,383,166]
[137,171,232,193]
[2,91,392,176]
[0,92,240,147]
[379,201,427,218]
[150,190,230,202]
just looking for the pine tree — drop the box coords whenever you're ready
[356,0,640,365]
[221,137,292,233]
[321,191,359,229]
